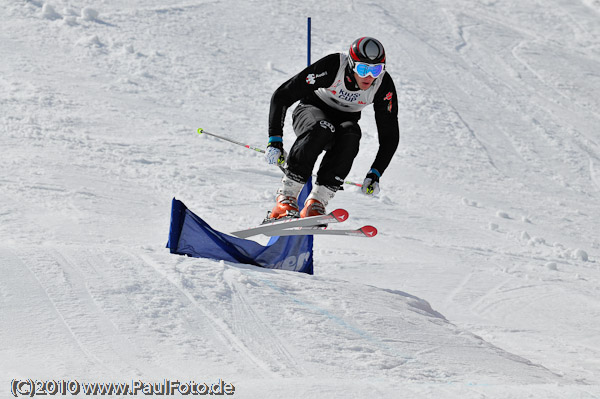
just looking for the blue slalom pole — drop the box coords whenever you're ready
[307,17,311,66]
[299,16,313,206]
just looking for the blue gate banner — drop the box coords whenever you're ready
[167,185,314,274]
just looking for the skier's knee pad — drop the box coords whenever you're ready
[337,121,361,154]
[339,121,361,138]
[305,120,336,150]
[312,119,336,143]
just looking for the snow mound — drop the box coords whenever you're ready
[41,3,61,20]
[80,7,99,21]
[1,245,563,391]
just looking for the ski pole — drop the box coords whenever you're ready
[196,128,362,188]
[197,128,265,154]
[198,127,286,174]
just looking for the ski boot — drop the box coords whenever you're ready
[300,199,325,218]
[300,184,337,219]
[264,175,304,222]
[268,195,300,220]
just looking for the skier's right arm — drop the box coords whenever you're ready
[268,54,339,138]
[266,54,339,165]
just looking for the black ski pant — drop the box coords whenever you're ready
[287,103,361,190]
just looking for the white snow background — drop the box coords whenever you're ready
[1,0,600,398]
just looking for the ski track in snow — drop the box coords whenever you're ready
[2,0,600,397]
[137,252,284,379]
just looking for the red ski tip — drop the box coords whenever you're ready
[331,208,349,222]
[360,225,378,237]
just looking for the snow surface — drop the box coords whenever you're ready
[1,0,600,398]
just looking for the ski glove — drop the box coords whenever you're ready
[265,136,286,166]
[361,168,381,196]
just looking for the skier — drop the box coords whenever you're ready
[265,37,400,219]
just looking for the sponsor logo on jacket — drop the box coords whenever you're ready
[306,71,328,85]
[384,91,393,112]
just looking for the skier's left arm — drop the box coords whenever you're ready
[362,74,400,195]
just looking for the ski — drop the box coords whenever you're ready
[264,225,378,238]
[230,208,349,239]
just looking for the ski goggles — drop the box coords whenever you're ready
[353,62,385,78]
